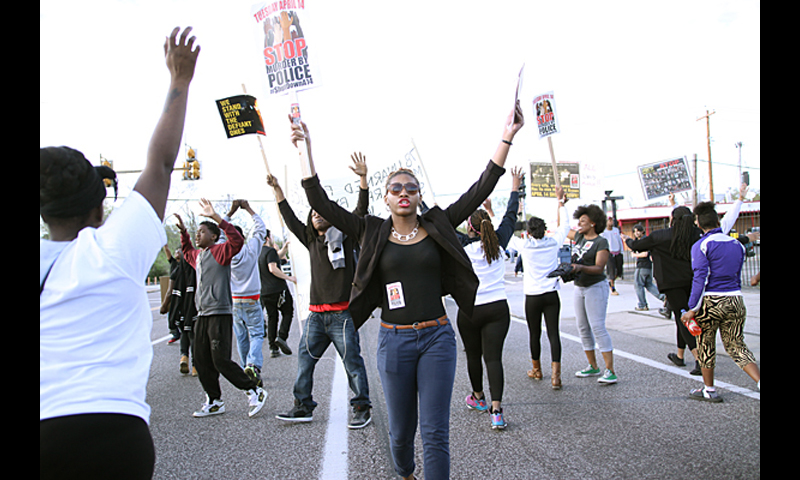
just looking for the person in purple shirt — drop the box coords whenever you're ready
[681,201,760,402]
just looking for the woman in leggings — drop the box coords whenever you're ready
[294,102,524,480]
[458,167,522,430]
[509,186,569,389]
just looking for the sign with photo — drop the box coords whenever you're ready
[529,161,580,199]
[637,156,694,201]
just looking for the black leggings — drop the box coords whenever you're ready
[40,413,155,480]
[662,285,697,351]
[456,299,510,402]
[524,291,562,362]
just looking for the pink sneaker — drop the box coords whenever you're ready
[465,394,489,412]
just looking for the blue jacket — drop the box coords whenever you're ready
[688,227,745,311]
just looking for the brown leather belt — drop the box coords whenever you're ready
[380,315,448,330]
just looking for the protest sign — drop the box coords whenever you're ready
[637,156,694,201]
[251,1,322,97]
[533,91,560,139]
[215,95,266,138]
[529,161,580,199]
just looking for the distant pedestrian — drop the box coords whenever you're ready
[161,243,198,375]
[177,199,267,418]
[458,166,523,430]
[509,185,570,390]
[628,223,668,314]
[602,216,624,295]
[269,154,372,428]
[258,230,296,357]
[681,201,760,401]
[568,204,618,384]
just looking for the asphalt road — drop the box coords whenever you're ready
[145,261,760,479]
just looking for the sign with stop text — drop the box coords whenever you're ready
[533,91,560,139]
[251,0,321,96]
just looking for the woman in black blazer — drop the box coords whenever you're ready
[291,102,524,480]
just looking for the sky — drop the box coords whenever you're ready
[40,0,760,235]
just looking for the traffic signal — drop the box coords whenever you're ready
[100,156,114,187]
[183,147,201,180]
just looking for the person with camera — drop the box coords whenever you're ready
[566,204,617,384]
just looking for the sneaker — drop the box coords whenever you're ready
[168,333,180,344]
[193,398,225,417]
[598,369,618,384]
[689,387,723,403]
[575,366,602,377]
[635,306,648,311]
[270,348,280,358]
[180,355,189,374]
[667,353,686,367]
[275,337,293,355]
[465,394,489,412]
[490,409,507,430]
[247,387,268,417]
[244,364,261,382]
[689,362,702,376]
[348,405,372,429]
[276,403,313,423]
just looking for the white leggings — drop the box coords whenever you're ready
[574,280,613,352]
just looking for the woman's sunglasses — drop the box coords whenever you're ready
[387,182,420,196]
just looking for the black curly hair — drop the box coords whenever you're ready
[572,204,605,235]
[40,146,116,221]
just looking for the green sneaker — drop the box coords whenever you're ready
[598,369,618,384]
[575,365,602,377]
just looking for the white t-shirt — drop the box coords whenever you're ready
[508,205,571,296]
[463,242,507,306]
[40,191,167,424]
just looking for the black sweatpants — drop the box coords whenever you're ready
[456,299,510,402]
[261,289,294,350]
[194,314,259,401]
[524,291,562,362]
[40,413,155,480]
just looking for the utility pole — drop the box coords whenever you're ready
[697,109,715,202]
[735,141,743,182]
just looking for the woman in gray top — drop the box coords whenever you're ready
[567,204,617,384]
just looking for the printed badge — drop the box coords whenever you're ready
[386,281,406,310]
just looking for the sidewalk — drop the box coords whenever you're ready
[503,261,760,361]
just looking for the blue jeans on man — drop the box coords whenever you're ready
[232,299,265,371]
[294,309,370,410]
[634,267,665,310]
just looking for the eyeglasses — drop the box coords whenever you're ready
[387,182,420,196]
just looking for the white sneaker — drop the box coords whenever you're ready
[193,398,225,417]
[247,387,267,418]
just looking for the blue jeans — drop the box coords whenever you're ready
[377,319,457,480]
[294,310,370,410]
[634,267,664,309]
[232,299,265,370]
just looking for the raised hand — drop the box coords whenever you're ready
[349,152,368,177]
[163,26,200,85]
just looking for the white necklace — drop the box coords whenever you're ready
[391,221,419,242]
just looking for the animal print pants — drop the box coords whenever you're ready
[695,295,757,370]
